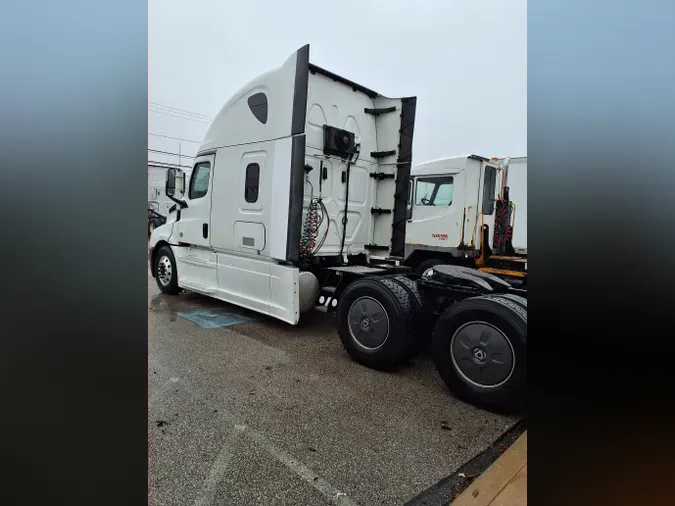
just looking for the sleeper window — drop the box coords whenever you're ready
[189,162,211,200]
[415,176,454,206]
[247,93,268,124]
[245,163,260,203]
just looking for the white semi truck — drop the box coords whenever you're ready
[403,155,527,285]
[149,45,527,412]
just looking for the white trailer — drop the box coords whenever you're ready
[149,45,527,412]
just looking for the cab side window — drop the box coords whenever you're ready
[189,162,211,200]
[415,176,454,206]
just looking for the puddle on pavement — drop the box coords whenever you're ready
[150,291,264,330]
[149,291,217,314]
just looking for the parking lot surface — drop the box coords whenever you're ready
[149,274,519,506]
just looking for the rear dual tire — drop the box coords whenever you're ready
[431,296,527,413]
[336,277,417,370]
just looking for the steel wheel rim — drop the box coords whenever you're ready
[450,321,515,388]
[157,255,173,286]
[347,296,390,350]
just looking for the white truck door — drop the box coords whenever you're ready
[172,154,214,247]
[406,171,465,247]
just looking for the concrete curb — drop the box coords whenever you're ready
[450,431,527,505]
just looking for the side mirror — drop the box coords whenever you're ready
[165,168,177,197]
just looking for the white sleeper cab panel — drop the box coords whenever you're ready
[369,96,405,250]
[301,70,416,258]
[233,221,266,252]
[198,45,309,265]
[210,143,272,256]
[268,136,293,260]
[303,72,377,256]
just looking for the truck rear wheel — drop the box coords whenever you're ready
[390,274,433,355]
[486,293,527,310]
[431,296,526,413]
[154,245,180,295]
[336,277,416,370]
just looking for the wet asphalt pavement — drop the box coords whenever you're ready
[149,272,520,506]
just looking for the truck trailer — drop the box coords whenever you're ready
[149,45,527,412]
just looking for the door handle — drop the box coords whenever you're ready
[203,223,208,238]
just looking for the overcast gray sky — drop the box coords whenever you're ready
[149,0,526,168]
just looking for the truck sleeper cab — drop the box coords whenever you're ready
[149,44,416,325]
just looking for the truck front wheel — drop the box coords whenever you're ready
[431,296,526,413]
[154,245,180,295]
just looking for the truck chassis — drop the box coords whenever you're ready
[317,263,526,413]
[153,246,527,413]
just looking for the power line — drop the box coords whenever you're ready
[148,108,212,124]
[148,132,202,144]
[148,101,214,120]
[148,160,193,169]
[148,148,195,158]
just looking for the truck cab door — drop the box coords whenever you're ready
[172,154,214,248]
[406,171,464,248]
